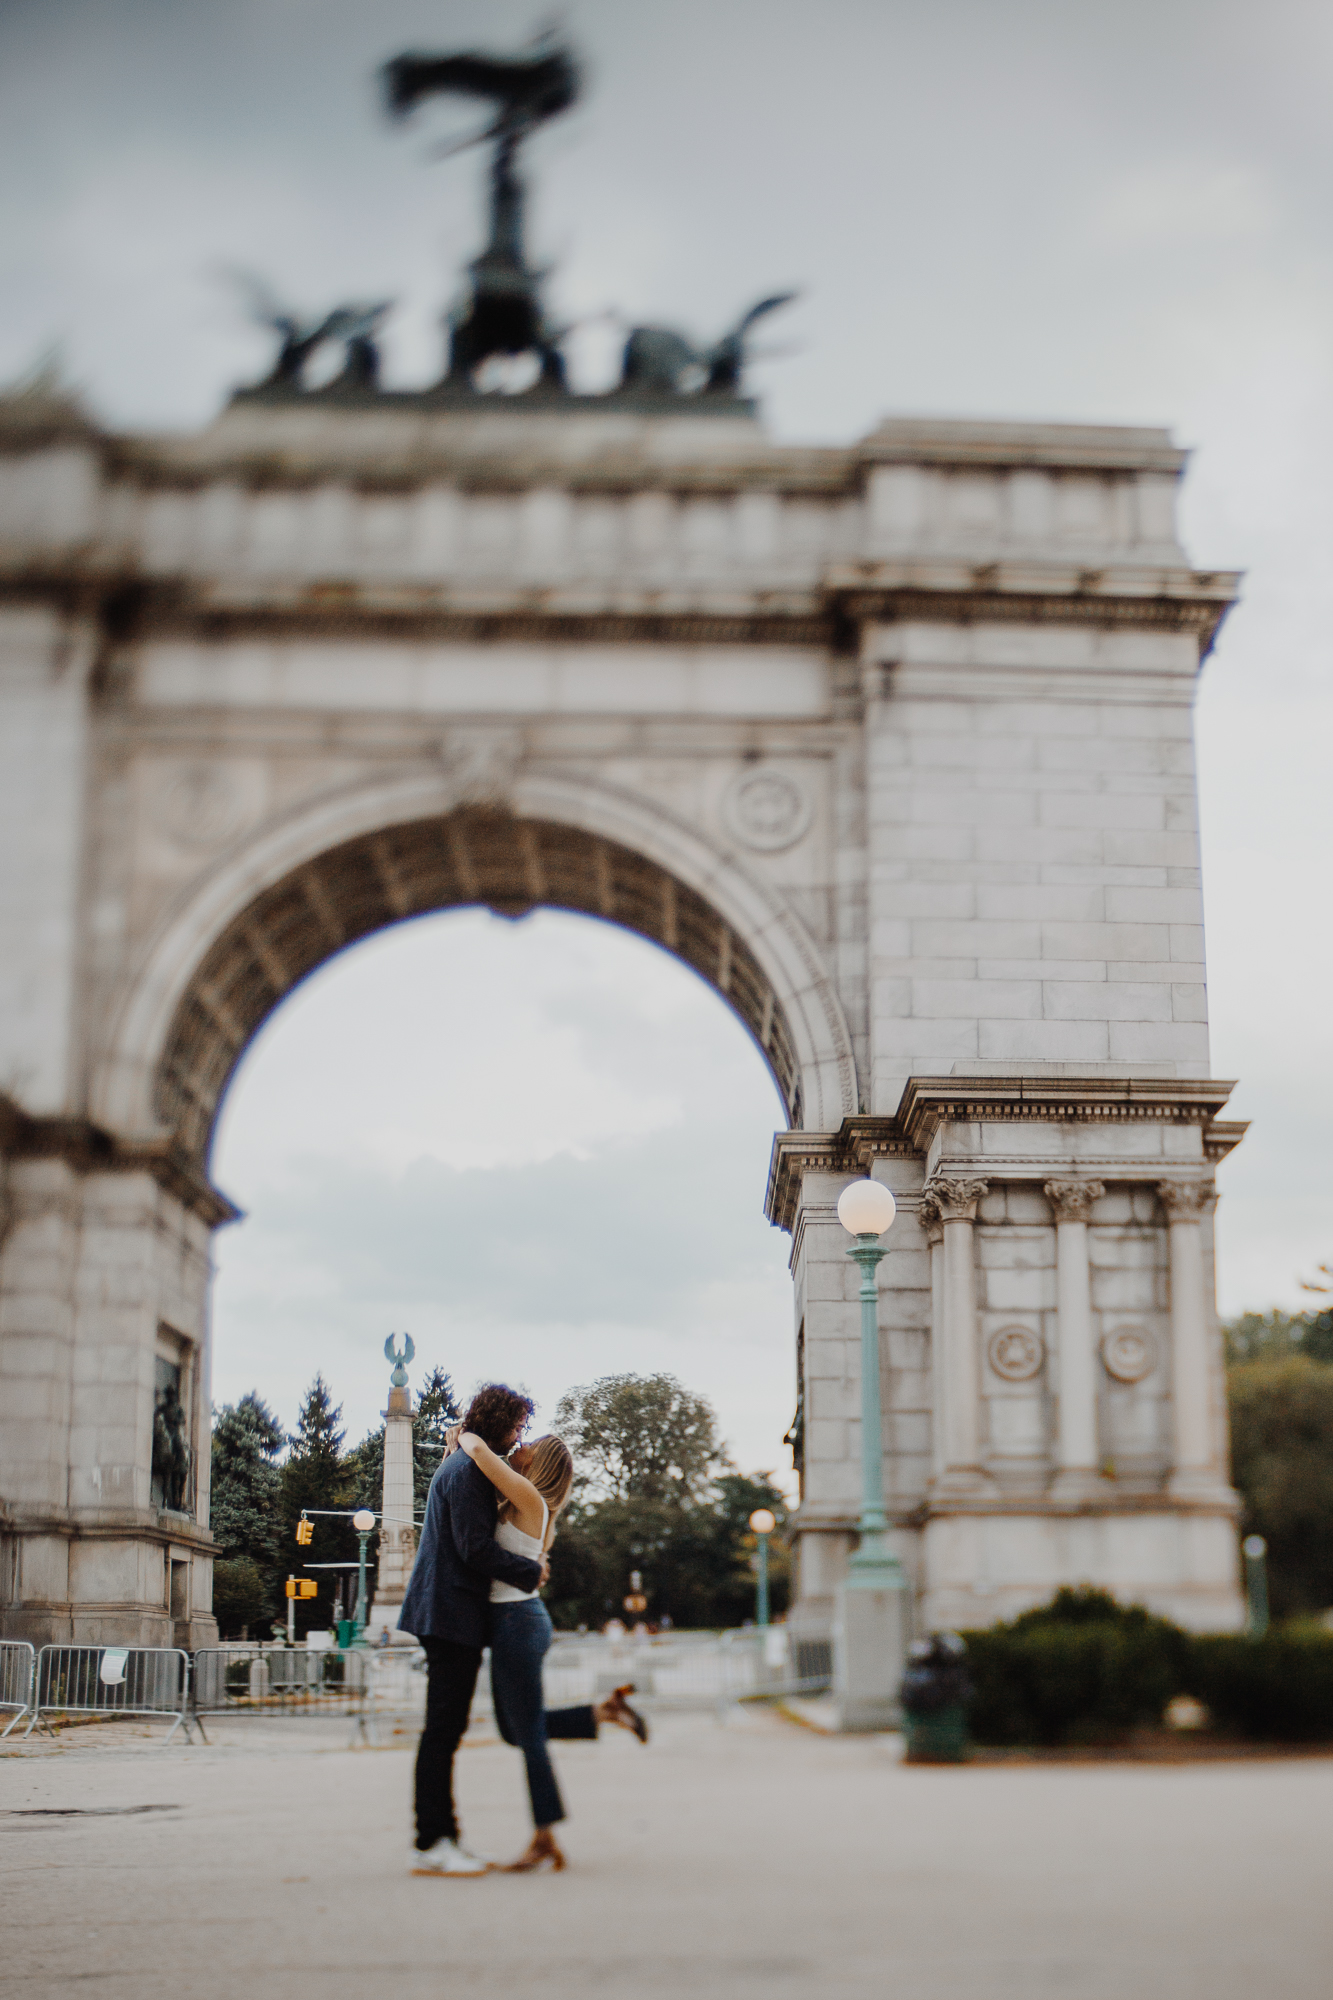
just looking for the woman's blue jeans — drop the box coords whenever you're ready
[489,1600,597,1829]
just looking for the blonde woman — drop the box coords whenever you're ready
[456,1426,647,1872]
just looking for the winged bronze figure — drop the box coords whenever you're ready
[383,38,581,389]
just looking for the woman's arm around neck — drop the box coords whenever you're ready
[458,1432,545,1537]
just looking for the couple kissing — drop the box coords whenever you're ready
[399,1381,647,1876]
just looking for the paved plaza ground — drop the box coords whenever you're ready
[2,1708,1331,2000]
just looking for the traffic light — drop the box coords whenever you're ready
[285,1578,318,1599]
[295,1517,313,1546]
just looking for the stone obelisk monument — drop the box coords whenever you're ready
[366,1334,418,1642]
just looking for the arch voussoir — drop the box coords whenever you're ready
[101,775,858,1163]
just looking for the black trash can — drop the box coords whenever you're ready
[899,1631,971,1763]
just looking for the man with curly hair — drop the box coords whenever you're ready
[400,1382,543,1875]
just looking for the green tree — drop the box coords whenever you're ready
[1225,1306,1333,1365]
[210,1393,284,1617]
[1228,1354,1333,1617]
[544,1373,790,1630]
[281,1375,356,1635]
[554,1373,721,1503]
[211,1556,269,1639]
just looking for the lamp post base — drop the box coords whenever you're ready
[833,1570,909,1733]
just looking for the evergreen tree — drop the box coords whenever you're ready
[413,1365,462,1501]
[210,1392,283,1570]
[281,1375,356,1635]
[350,1364,461,1517]
[211,1557,269,1639]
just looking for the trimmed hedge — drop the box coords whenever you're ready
[1187,1632,1333,1741]
[961,1586,1333,1746]
[963,1589,1187,1746]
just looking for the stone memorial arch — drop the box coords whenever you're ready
[0,382,1247,1647]
[0,37,1248,1646]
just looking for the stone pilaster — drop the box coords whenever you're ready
[1159,1178,1229,1502]
[1044,1178,1109,1501]
[923,1177,994,1499]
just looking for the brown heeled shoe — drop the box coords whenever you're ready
[505,1827,566,1873]
[603,1682,649,1743]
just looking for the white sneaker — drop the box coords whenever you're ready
[412,1839,490,1877]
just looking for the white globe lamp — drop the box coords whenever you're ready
[837,1179,897,1238]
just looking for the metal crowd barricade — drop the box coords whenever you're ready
[1,1640,36,1737]
[359,1645,429,1744]
[25,1645,193,1742]
[191,1645,373,1740]
[542,1627,832,1713]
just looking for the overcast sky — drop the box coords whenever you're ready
[3,0,1330,1460]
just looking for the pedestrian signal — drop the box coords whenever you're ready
[295,1518,313,1545]
[285,1578,318,1599]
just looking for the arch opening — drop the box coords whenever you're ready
[157,810,803,1162]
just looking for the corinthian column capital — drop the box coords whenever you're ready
[1157,1178,1215,1219]
[1044,1179,1105,1223]
[923,1176,989,1222]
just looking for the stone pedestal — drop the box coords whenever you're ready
[833,1574,909,1733]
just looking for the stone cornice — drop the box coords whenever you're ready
[796,1488,1241,1529]
[898,1075,1237,1150]
[2,560,1232,644]
[0,1502,217,1550]
[1,558,1238,658]
[765,1116,914,1232]
[0,1094,240,1228]
[1204,1119,1249,1163]
[834,569,1238,658]
[6,407,1192,485]
[766,1079,1244,1232]
[857,417,1189,475]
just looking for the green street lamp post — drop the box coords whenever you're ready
[837,1178,904,1586]
[1242,1533,1269,1638]
[833,1176,908,1731]
[749,1508,776,1628]
[352,1508,376,1642]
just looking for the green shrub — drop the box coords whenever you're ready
[963,1588,1188,1746]
[211,1556,267,1638]
[1186,1632,1333,1741]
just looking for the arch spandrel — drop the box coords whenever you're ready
[96,773,859,1161]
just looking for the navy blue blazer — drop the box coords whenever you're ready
[398,1450,543,1649]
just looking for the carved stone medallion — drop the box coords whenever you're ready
[987,1324,1045,1382]
[155,762,249,849]
[722,767,811,852]
[1101,1324,1158,1384]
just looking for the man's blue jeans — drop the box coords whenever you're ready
[489,1600,597,1828]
